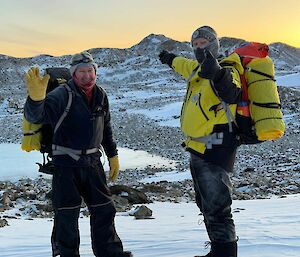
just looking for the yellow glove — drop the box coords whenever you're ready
[25,67,50,101]
[109,155,120,182]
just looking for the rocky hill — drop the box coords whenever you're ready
[0,34,299,215]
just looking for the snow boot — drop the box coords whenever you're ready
[196,241,237,257]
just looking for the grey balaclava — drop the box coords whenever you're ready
[191,26,220,63]
[70,51,98,76]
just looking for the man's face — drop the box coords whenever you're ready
[192,38,210,50]
[74,65,96,86]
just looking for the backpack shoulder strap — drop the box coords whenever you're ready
[53,84,73,134]
[96,85,107,109]
[187,65,200,84]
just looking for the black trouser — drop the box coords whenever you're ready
[51,162,124,257]
[190,153,236,243]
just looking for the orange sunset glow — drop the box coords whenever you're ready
[1,0,299,58]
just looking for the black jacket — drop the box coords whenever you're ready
[24,80,117,167]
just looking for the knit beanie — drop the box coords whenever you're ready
[70,51,98,76]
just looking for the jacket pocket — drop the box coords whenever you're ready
[197,93,209,121]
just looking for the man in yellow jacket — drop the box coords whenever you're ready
[159,26,242,257]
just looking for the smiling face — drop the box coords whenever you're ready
[74,65,96,86]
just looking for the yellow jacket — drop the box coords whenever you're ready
[172,53,243,154]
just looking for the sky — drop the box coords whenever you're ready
[0,0,300,58]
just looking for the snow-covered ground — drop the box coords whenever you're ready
[1,144,300,257]
[0,195,299,257]
[130,101,182,127]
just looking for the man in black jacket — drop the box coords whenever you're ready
[159,26,241,257]
[24,51,132,257]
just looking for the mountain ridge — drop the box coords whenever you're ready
[1,33,300,59]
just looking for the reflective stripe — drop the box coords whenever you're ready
[57,204,81,211]
[52,145,99,161]
[190,132,224,149]
[89,200,113,208]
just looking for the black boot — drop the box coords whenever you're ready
[197,241,237,257]
[122,251,133,257]
[115,251,133,257]
[212,241,237,257]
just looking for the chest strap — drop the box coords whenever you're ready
[189,132,224,149]
[52,145,99,161]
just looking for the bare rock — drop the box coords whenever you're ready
[130,205,153,219]
[112,195,130,212]
[35,202,53,212]
[0,192,12,206]
[0,218,9,228]
[110,185,149,204]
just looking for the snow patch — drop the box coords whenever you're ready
[276,73,300,88]
[0,144,177,182]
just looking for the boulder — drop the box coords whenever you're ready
[110,185,149,204]
[0,218,9,228]
[129,205,153,219]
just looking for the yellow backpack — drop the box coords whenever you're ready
[21,68,73,173]
[224,42,285,144]
[21,120,43,152]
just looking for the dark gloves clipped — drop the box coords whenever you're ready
[159,50,177,68]
[198,49,223,81]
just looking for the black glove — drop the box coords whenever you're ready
[159,50,177,68]
[198,49,222,81]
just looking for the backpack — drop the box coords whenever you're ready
[223,42,285,144]
[21,67,73,173]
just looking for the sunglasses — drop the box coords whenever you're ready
[71,53,93,66]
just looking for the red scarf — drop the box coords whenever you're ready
[73,76,96,104]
